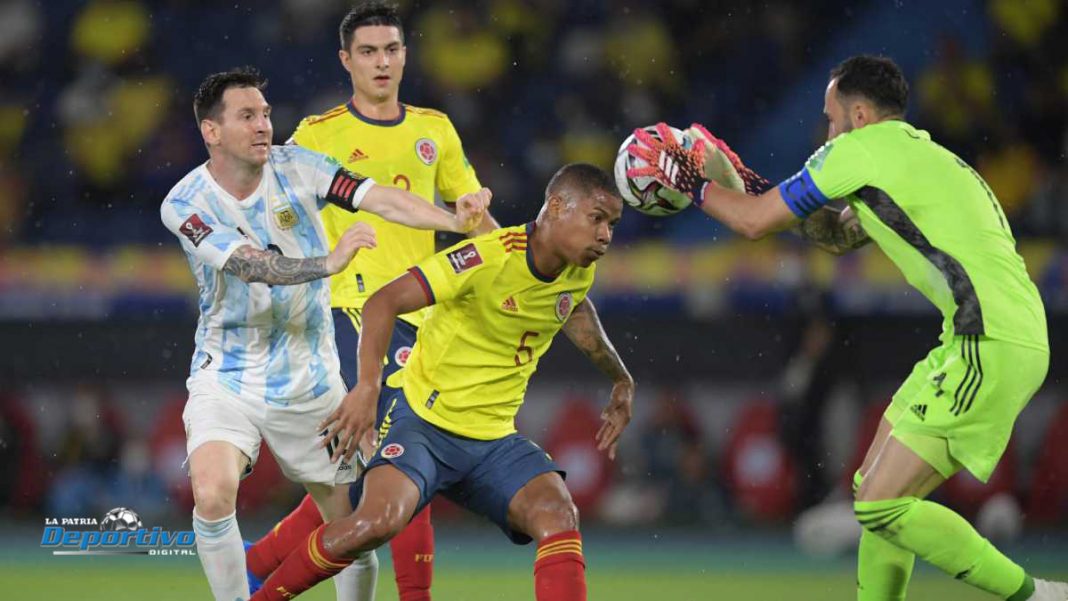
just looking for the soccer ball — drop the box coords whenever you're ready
[613,125,694,216]
[100,507,143,531]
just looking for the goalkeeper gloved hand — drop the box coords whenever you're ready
[626,122,712,204]
[626,122,773,207]
[685,123,772,196]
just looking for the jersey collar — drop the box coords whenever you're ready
[201,160,269,208]
[525,222,560,283]
[346,99,406,127]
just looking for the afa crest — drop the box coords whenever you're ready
[555,292,574,322]
[274,205,299,229]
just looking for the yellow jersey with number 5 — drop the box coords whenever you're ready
[402,223,596,440]
[289,101,482,327]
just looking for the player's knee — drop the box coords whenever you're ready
[189,470,238,519]
[191,483,237,520]
[853,497,915,535]
[530,497,580,539]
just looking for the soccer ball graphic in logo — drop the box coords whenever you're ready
[613,125,694,216]
[100,507,143,531]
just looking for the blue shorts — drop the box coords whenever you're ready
[332,308,417,429]
[348,392,564,544]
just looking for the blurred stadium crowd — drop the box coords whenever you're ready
[2,0,1068,535]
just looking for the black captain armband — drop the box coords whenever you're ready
[325,168,375,212]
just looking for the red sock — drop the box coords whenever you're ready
[533,530,586,601]
[247,494,324,580]
[390,504,434,601]
[250,524,351,601]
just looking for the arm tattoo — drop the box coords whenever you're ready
[562,300,633,383]
[222,245,330,285]
[796,206,871,256]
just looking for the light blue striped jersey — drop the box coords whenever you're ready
[161,145,372,404]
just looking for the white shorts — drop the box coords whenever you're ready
[182,375,358,486]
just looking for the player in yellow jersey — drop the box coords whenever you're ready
[244,3,500,599]
[248,164,634,601]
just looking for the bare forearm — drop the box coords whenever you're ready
[356,274,434,386]
[365,187,459,232]
[222,245,330,285]
[355,293,397,388]
[563,300,633,384]
[699,184,800,240]
[700,186,775,240]
[796,207,871,255]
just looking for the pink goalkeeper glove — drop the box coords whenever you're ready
[686,123,772,196]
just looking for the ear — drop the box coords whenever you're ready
[851,101,874,128]
[339,49,352,74]
[200,119,219,146]
[546,194,566,219]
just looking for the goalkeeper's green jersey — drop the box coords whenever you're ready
[777,120,1047,351]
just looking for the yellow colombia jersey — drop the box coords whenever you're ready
[289,101,482,327]
[403,223,595,440]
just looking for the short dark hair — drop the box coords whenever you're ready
[545,163,620,202]
[193,66,267,124]
[830,55,908,117]
[340,1,404,50]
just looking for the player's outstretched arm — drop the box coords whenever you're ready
[319,272,431,462]
[698,183,799,240]
[626,122,798,239]
[796,205,871,255]
[223,245,332,285]
[361,185,491,234]
[562,298,634,460]
[222,223,377,285]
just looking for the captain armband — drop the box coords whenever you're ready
[325,169,375,212]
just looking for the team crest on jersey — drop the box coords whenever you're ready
[415,138,438,165]
[394,346,412,366]
[273,204,299,229]
[555,292,574,322]
[447,243,483,273]
[381,443,405,459]
[179,213,213,247]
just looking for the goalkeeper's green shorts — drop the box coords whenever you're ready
[884,335,1048,482]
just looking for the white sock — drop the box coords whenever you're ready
[333,550,378,601]
[193,510,250,601]
[1029,579,1068,601]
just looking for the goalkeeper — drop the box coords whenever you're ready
[629,54,1064,601]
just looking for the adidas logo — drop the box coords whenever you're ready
[348,147,369,162]
[910,404,927,421]
[501,296,518,312]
